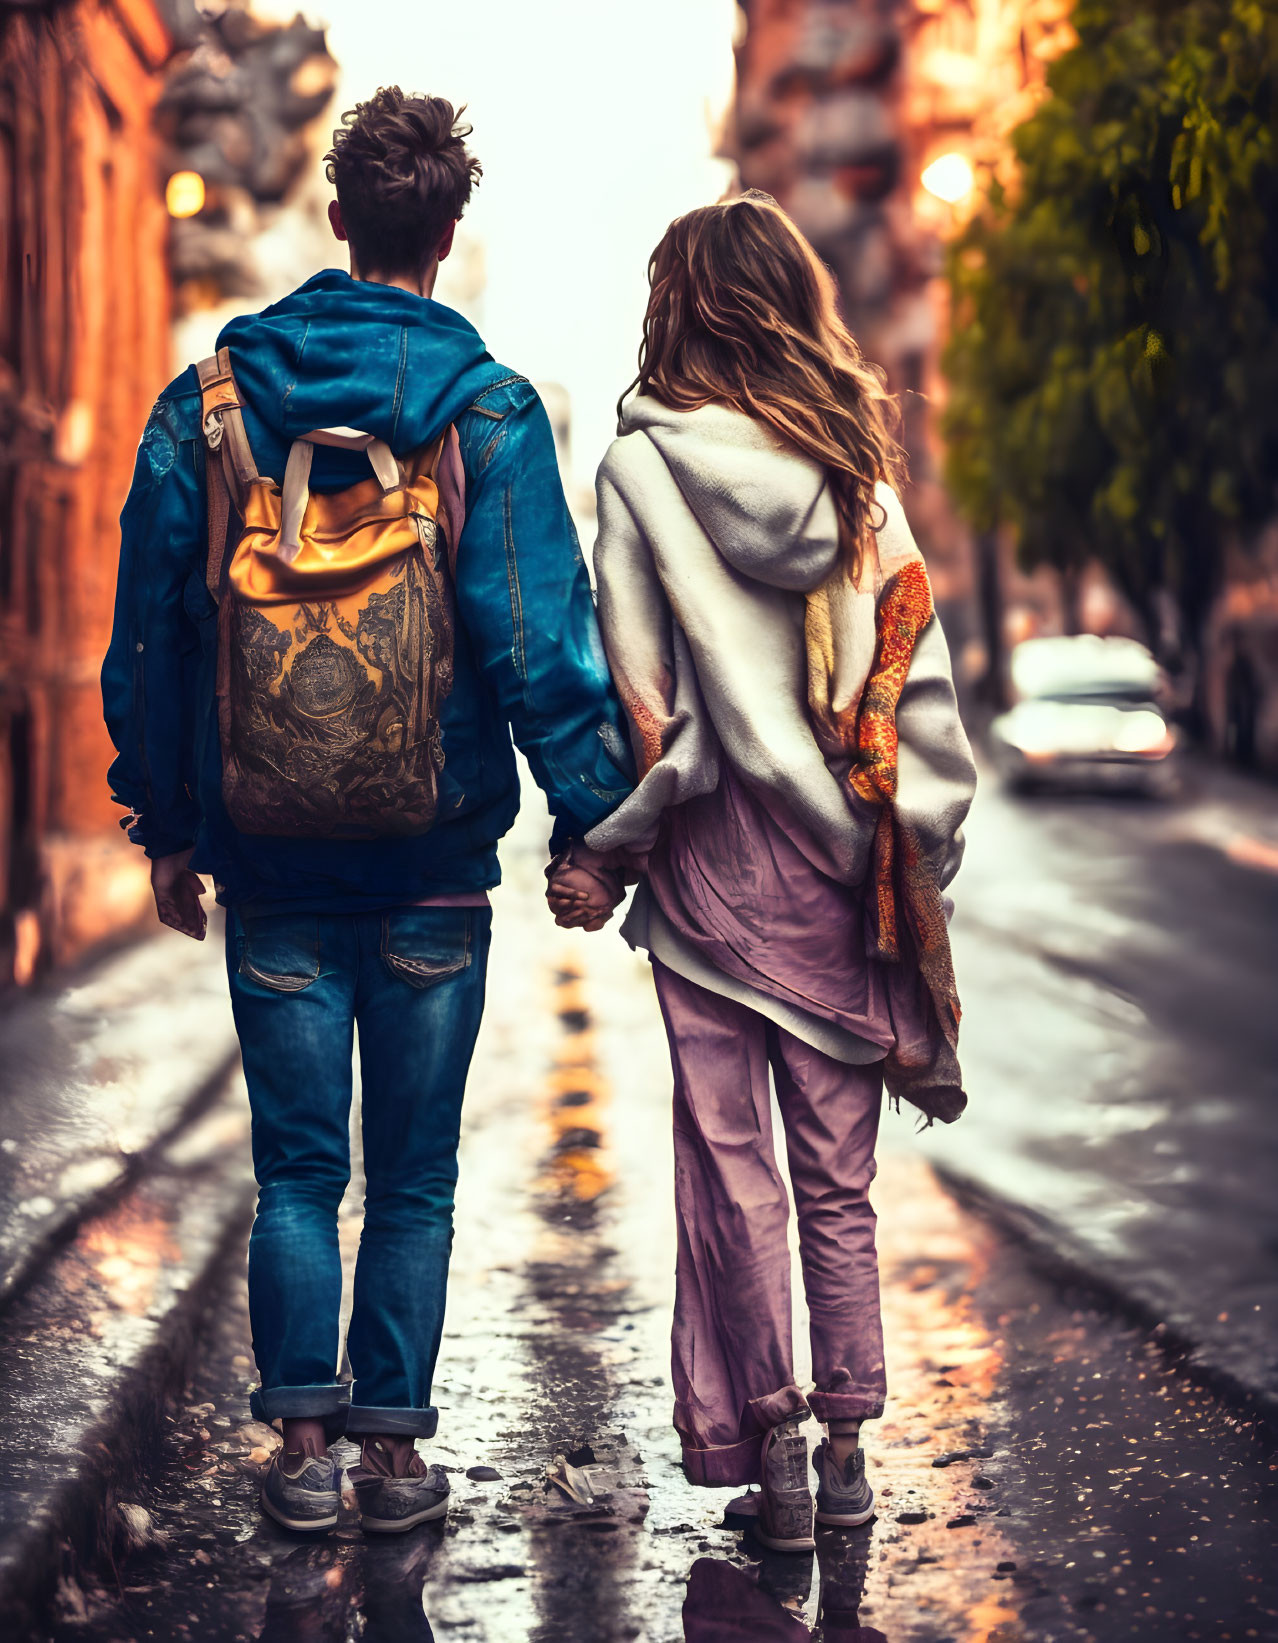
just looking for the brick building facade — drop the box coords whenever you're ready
[1,0,175,981]
[0,0,336,985]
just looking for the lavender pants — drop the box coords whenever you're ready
[653,960,887,1487]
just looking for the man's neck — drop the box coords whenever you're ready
[349,259,439,300]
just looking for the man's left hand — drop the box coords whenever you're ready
[151,849,208,940]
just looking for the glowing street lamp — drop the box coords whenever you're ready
[165,170,205,219]
[921,152,975,205]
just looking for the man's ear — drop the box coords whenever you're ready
[328,199,348,243]
[436,219,458,263]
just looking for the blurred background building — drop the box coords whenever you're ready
[0,0,335,984]
[728,0,1075,685]
[1,0,176,985]
[729,0,1278,765]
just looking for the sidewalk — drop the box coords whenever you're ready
[0,926,252,1627]
[938,761,1278,1435]
[0,926,240,1305]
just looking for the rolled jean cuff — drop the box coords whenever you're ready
[680,1385,813,1487]
[344,1403,439,1440]
[748,1384,812,1430]
[250,1382,349,1424]
[807,1389,884,1423]
[681,1433,765,1488]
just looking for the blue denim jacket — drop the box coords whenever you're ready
[101,270,633,907]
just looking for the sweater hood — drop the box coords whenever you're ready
[619,393,840,593]
[217,269,499,450]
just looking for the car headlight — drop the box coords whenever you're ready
[1111,709,1170,755]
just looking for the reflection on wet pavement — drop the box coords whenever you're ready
[514,955,647,1639]
[679,1530,883,1643]
[79,1201,182,1317]
[258,1535,438,1641]
[0,925,239,1309]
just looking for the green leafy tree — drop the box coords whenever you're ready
[942,0,1278,700]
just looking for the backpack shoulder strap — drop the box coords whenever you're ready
[434,425,465,575]
[197,347,258,492]
[196,348,258,599]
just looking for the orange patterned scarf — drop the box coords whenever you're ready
[853,561,960,1045]
[807,557,962,1066]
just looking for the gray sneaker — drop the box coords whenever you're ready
[350,1461,451,1533]
[812,1438,876,1527]
[755,1419,815,1552]
[259,1452,341,1532]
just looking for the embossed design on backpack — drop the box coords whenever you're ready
[196,347,456,838]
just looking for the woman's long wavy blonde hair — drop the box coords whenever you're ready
[621,191,905,577]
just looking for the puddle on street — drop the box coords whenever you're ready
[39,931,1278,1643]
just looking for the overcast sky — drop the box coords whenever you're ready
[311,0,737,490]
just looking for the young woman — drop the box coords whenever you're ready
[548,192,976,1551]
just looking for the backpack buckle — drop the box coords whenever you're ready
[203,410,224,450]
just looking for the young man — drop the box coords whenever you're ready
[102,88,631,1534]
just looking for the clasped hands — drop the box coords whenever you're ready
[545,842,632,932]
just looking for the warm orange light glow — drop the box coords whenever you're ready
[12,908,40,986]
[165,170,205,219]
[921,151,975,204]
[540,958,615,1204]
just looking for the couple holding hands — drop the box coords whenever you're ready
[103,87,975,1548]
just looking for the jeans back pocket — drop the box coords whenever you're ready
[237,913,322,993]
[380,908,473,989]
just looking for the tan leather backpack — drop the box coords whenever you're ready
[197,348,457,839]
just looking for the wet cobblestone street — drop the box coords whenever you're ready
[34,797,1278,1643]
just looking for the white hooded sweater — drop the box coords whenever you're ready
[585,395,977,1077]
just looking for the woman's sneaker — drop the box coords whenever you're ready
[350,1462,451,1533]
[259,1452,341,1532]
[812,1438,876,1527]
[755,1419,816,1552]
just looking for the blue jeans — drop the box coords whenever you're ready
[226,905,491,1438]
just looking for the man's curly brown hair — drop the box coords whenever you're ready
[325,87,482,279]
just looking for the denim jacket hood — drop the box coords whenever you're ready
[218,269,496,473]
[102,272,634,908]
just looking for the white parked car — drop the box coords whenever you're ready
[990,635,1177,795]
